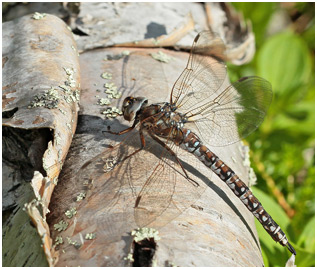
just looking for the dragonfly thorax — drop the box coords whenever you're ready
[163,110,186,129]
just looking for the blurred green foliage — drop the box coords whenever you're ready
[230,2,315,267]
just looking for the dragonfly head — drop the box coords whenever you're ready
[122,96,148,121]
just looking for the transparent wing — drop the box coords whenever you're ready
[185,76,272,146]
[73,125,207,234]
[71,128,147,243]
[134,131,207,229]
[134,161,176,228]
[171,31,227,110]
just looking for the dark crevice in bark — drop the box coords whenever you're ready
[2,107,18,118]
[132,238,157,267]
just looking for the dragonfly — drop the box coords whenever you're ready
[73,31,296,258]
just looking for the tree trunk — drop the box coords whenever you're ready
[2,14,80,266]
[48,47,263,266]
[3,3,260,267]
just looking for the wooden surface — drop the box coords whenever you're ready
[2,14,80,266]
[2,3,260,267]
[47,48,263,266]
[3,3,255,64]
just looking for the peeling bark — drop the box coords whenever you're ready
[3,3,261,267]
[2,14,80,266]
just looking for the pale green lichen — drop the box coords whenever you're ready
[54,133,62,145]
[104,82,122,99]
[102,107,123,118]
[66,123,72,131]
[76,192,86,202]
[58,149,63,162]
[28,87,60,109]
[54,236,63,246]
[131,227,160,243]
[102,156,118,172]
[99,98,111,106]
[124,253,134,262]
[248,167,257,187]
[166,261,177,267]
[85,233,96,240]
[55,68,79,105]
[243,151,250,167]
[42,157,50,172]
[54,220,68,232]
[108,92,120,99]
[63,67,77,88]
[53,177,58,185]
[64,67,74,76]
[101,72,112,80]
[66,237,81,249]
[150,51,172,63]
[65,80,76,88]
[58,108,67,115]
[152,38,160,45]
[59,84,71,93]
[65,207,77,219]
[104,82,117,91]
[82,179,93,188]
[74,89,80,101]
[32,12,46,20]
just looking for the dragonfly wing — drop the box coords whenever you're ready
[185,76,273,146]
[171,31,227,110]
[72,128,146,242]
[134,133,207,228]
[134,134,179,228]
[134,161,176,228]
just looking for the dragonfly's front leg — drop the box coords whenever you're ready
[104,126,136,135]
[103,115,140,135]
[118,129,146,163]
[104,121,145,162]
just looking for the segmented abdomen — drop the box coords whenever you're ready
[178,128,295,254]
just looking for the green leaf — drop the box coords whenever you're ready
[257,31,312,95]
[297,216,315,250]
[295,248,315,267]
[302,23,315,50]
[261,243,269,266]
[270,99,315,136]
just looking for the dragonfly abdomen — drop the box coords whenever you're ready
[178,128,295,255]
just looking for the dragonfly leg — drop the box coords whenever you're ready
[104,118,140,135]
[148,133,199,187]
[119,129,146,162]
[103,126,135,135]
